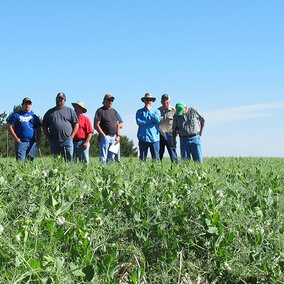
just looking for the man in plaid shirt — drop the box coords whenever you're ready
[172,102,205,163]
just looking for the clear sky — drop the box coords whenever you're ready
[1,0,284,157]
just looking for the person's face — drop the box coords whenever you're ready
[56,97,66,108]
[22,101,32,112]
[74,105,83,115]
[161,98,170,109]
[103,98,114,108]
[143,98,154,107]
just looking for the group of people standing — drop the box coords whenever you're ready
[136,93,205,164]
[7,92,205,164]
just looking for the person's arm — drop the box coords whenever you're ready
[115,121,121,144]
[199,122,205,136]
[7,124,21,143]
[136,109,156,126]
[35,127,41,146]
[94,119,106,137]
[70,123,79,139]
[83,132,93,149]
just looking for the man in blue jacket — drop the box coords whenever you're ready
[136,93,161,161]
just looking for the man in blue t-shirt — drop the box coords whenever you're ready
[8,97,42,161]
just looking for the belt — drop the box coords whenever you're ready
[181,134,197,138]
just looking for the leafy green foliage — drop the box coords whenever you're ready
[0,157,283,283]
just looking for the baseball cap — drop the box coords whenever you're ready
[175,102,185,116]
[104,93,115,100]
[22,97,32,104]
[161,94,170,100]
[56,92,66,100]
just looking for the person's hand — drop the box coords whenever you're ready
[83,142,88,149]
[146,105,151,112]
[15,137,21,144]
[115,135,120,144]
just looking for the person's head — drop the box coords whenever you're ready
[161,94,170,109]
[56,92,66,108]
[103,93,115,109]
[175,102,186,116]
[141,93,156,107]
[21,97,32,112]
[72,101,87,115]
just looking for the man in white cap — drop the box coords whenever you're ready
[136,93,161,161]
[94,94,120,165]
[72,101,94,163]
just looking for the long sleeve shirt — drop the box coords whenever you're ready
[136,107,161,142]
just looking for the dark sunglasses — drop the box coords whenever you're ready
[145,99,154,101]
[107,98,114,102]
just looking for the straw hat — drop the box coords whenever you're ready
[72,101,87,113]
[141,93,156,102]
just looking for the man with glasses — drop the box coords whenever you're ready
[136,93,161,161]
[43,92,79,161]
[94,94,120,165]
[8,97,41,161]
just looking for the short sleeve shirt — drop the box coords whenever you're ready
[9,111,41,142]
[158,105,176,132]
[74,114,94,140]
[43,106,78,142]
[94,107,119,136]
[173,107,205,137]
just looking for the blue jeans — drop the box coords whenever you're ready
[180,135,203,163]
[159,132,179,163]
[73,139,90,163]
[15,141,34,162]
[49,137,74,162]
[99,135,116,165]
[138,140,160,161]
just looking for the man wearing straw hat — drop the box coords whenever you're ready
[43,92,79,161]
[7,97,41,161]
[136,93,161,161]
[72,101,94,163]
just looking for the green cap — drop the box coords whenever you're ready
[175,102,185,115]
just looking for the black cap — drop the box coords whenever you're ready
[161,94,170,100]
[56,92,66,100]
[22,97,32,104]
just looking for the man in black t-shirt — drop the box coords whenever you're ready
[94,94,120,165]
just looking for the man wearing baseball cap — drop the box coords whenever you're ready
[72,101,94,163]
[8,97,41,161]
[94,93,120,165]
[172,102,205,163]
[158,94,179,163]
[42,92,79,161]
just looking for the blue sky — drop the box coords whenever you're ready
[1,0,284,157]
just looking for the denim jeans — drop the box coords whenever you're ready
[159,132,179,163]
[99,135,116,165]
[15,141,33,162]
[180,135,203,163]
[138,140,160,161]
[49,137,74,162]
[73,139,90,163]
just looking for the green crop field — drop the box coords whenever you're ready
[0,157,283,283]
